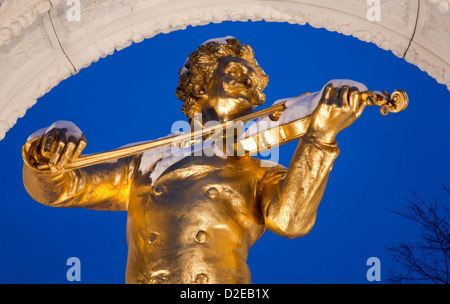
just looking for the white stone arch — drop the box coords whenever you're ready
[0,0,449,140]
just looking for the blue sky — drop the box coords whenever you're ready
[0,20,449,284]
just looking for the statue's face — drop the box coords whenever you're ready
[200,56,263,123]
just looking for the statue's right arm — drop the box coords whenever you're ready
[259,85,366,238]
[22,122,136,211]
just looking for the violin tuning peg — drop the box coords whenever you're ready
[366,95,376,106]
[380,104,390,116]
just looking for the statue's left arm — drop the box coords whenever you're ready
[23,156,137,211]
[260,84,365,238]
[22,122,136,211]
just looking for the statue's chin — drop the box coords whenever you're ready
[200,94,255,123]
[217,104,254,122]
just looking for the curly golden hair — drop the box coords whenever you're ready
[175,37,269,118]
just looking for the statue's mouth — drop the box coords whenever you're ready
[222,80,255,99]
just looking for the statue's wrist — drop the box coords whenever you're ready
[304,129,337,145]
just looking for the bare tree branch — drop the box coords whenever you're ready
[385,184,449,284]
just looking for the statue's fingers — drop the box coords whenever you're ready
[22,136,40,159]
[41,128,57,159]
[331,86,341,107]
[33,144,40,163]
[340,86,350,107]
[69,135,87,163]
[356,99,367,119]
[22,140,32,155]
[48,129,67,170]
[55,135,77,170]
[321,83,334,105]
[22,137,39,166]
[349,87,360,112]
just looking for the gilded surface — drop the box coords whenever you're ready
[23,37,377,283]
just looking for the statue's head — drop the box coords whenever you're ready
[175,37,269,122]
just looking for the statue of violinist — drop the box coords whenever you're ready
[22,37,397,284]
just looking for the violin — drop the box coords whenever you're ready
[30,88,408,172]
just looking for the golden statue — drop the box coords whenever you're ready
[22,37,407,284]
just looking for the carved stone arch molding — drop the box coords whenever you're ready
[0,0,449,140]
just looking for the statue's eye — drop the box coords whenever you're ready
[226,65,244,78]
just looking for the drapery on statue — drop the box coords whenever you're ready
[22,37,406,284]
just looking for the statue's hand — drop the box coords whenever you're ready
[305,84,366,144]
[23,121,86,172]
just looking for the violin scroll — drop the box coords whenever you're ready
[362,90,409,116]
